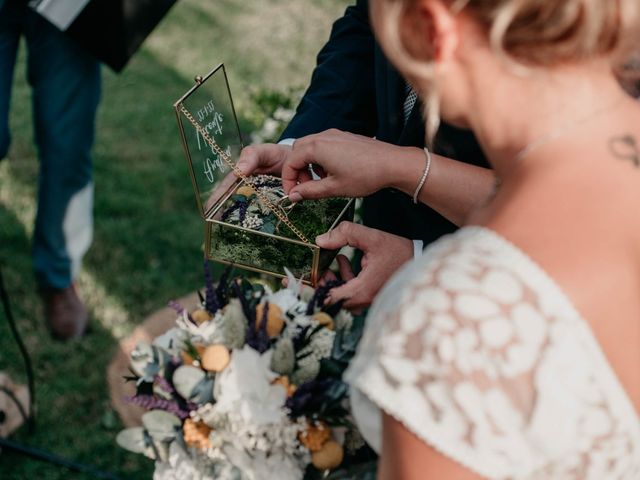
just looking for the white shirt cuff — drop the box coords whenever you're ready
[413,240,424,259]
[279,137,322,180]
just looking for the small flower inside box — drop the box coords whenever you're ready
[174,64,354,285]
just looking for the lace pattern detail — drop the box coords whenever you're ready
[345,227,640,479]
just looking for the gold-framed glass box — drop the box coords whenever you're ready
[174,64,354,285]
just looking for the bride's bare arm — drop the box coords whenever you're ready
[387,147,496,226]
[380,414,484,480]
[281,129,495,226]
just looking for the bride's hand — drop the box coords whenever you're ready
[236,143,292,177]
[316,222,413,310]
[282,129,413,202]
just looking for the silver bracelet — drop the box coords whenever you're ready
[412,147,432,204]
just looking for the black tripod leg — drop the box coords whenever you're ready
[0,437,123,480]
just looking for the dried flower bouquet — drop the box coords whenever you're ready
[117,263,377,480]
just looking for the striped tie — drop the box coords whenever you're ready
[403,85,418,124]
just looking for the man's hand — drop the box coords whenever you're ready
[236,143,292,177]
[316,222,414,310]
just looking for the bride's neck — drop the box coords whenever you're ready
[465,59,626,179]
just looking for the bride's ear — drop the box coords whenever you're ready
[399,0,459,68]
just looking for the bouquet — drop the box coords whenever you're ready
[116,263,376,480]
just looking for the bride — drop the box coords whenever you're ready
[278,0,640,478]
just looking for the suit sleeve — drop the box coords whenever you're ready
[280,0,377,140]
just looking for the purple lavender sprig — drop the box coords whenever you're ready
[124,395,196,420]
[243,297,271,354]
[292,325,311,353]
[214,264,233,307]
[238,200,248,223]
[169,300,196,325]
[203,259,220,314]
[256,302,271,353]
[154,375,175,394]
[233,280,255,326]
[285,378,337,419]
[221,199,242,222]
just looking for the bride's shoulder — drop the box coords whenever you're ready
[359,225,558,391]
[369,226,541,324]
[347,226,640,477]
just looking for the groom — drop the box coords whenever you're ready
[239,0,488,307]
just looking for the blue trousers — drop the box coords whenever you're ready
[0,0,101,289]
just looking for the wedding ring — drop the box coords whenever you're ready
[277,195,297,212]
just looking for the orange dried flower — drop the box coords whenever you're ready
[272,376,297,397]
[255,303,285,338]
[191,309,213,325]
[311,440,344,470]
[183,418,212,450]
[201,344,230,372]
[299,421,331,452]
[312,312,334,330]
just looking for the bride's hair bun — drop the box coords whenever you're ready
[375,0,640,141]
[467,0,639,67]
[378,0,639,67]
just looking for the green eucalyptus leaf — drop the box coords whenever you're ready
[116,427,147,454]
[141,410,181,442]
[261,221,276,234]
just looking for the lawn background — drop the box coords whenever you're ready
[0,1,350,477]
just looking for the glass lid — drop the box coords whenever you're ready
[174,64,243,218]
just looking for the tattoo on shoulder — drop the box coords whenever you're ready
[609,134,640,168]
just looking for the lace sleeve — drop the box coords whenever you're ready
[344,228,640,479]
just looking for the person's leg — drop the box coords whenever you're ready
[0,0,23,160]
[25,10,101,337]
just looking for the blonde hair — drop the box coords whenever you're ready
[374,0,640,142]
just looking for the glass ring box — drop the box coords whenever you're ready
[174,64,354,285]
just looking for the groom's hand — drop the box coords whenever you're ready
[236,143,292,177]
[316,222,413,310]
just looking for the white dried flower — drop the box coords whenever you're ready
[241,214,263,230]
[334,309,353,332]
[306,327,335,360]
[214,347,285,426]
[290,356,320,386]
[176,310,222,345]
[153,443,217,480]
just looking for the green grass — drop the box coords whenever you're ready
[0,1,350,477]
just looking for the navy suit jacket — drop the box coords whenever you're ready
[281,0,488,245]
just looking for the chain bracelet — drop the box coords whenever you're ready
[179,104,310,244]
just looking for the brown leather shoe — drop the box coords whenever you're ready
[41,285,89,340]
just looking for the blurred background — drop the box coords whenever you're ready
[0,0,350,477]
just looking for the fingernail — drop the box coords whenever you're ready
[289,191,303,203]
[316,232,329,245]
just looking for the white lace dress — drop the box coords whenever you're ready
[345,227,640,479]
